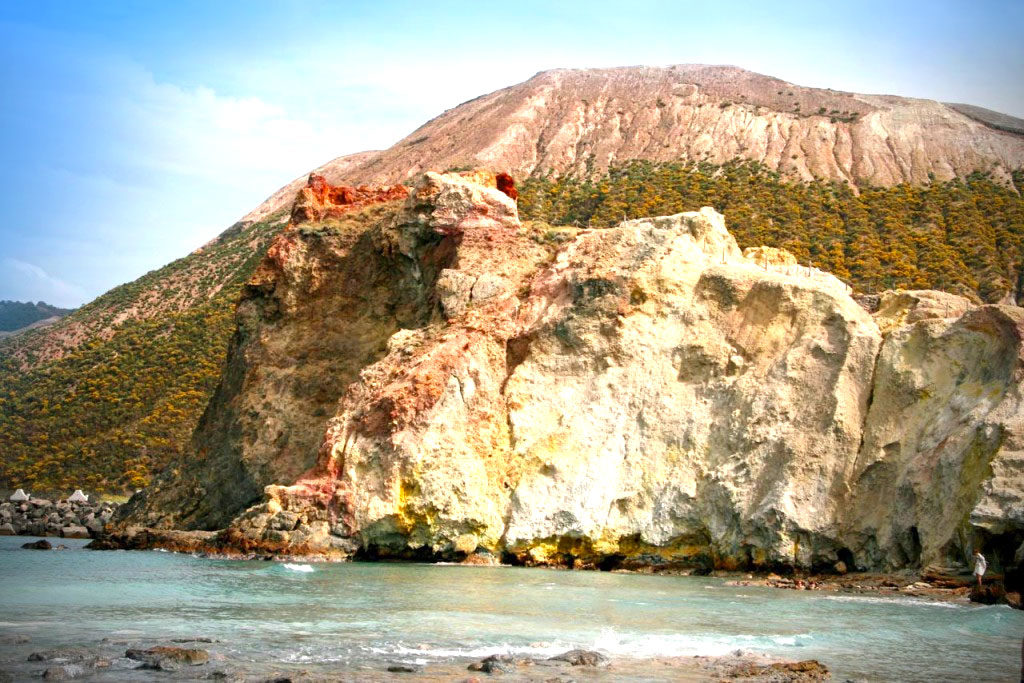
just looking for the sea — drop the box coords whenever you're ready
[0,536,1021,681]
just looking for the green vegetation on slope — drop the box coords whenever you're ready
[0,216,283,493]
[0,301,74,333]
[518,160,1024,303]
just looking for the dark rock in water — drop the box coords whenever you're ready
[386,663,424,673]
[548,649,610,667]
[41,664,86,680]
[171,637,217,643]
[468,654,517,673]
[21,539,51,550]
[0,634,29,644]
[969,583,1008,605]
[27,648,90,662]
[125,646,209,671]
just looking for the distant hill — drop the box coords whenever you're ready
[243,64,1024,224]
[0,300,74,334]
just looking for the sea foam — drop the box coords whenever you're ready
[823,595,963,608]
[371,627,813,660]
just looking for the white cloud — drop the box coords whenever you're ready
[3,258,86,308]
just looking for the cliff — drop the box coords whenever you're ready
[117,172,1024,577]
[6,64,1023,497]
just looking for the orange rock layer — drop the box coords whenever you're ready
[289,173,409,225]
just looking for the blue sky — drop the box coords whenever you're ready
[1,0,1022,307]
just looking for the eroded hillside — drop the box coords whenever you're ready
[244,65,1024,223]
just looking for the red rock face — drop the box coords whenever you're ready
[290,174,409,225]
[495,172,518,201]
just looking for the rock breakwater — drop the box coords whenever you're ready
[1,497,117,538]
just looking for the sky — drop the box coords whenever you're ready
[1,1,1022,307]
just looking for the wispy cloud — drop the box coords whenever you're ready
[3,258,86,307]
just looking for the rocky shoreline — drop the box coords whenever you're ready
[0,635,831,681]
[80,523,1022,612]
[0,498,117,538]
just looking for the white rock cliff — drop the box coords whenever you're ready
[120,172,1024,575]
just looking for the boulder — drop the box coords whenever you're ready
[28,648,91,662]
[21,539,52,550]
[0,523,15,536]
[969,583,1009,605]
[468,654,517,674]
[126,646,209,671]
[548,649,610,667]
[41,665,86,680]
[61,526,90,539]
[8,489,29,502]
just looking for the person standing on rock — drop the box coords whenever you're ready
[972,550,987,588]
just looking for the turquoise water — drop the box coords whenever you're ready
[0,537,1021,681]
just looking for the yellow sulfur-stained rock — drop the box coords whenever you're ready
[116,171,1024,577]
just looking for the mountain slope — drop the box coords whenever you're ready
[0,213,285,492]
[259,65,1024,197]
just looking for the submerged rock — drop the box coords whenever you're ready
[40,664,86,680]
[125,646,209,671]
[27,648,90,663]
[21,540,52,550]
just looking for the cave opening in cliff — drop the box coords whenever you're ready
[977,528,1024,583]
[836,547,857,573]
[597,554,626,572]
